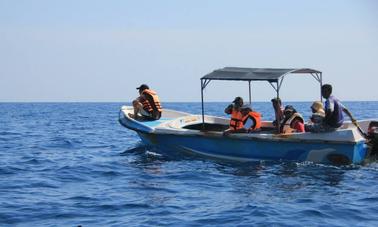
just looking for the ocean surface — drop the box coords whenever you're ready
[1,102,378,227]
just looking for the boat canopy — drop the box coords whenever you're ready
[202,67,321,82]
[200,67,323,131]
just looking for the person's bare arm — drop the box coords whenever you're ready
[343,108,356,123]
[135,95,143,103]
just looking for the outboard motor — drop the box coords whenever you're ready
[367,121,378,156]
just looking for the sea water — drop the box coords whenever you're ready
[0,102,378,226]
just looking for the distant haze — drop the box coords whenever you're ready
[0,0,377,102]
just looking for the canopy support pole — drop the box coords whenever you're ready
[248,81,252,105]
[311,73,323,102]
[276,88,279,99]
[269,81,278,94]
[200,79,208,130]
[277,76,285,97]
[320,72,323,102]
[269,80,282,133]
[276,80,281,133]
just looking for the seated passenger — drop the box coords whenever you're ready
[305,101,325,132]
[241,106,262,132]
[280,105,305,133]
[129,84,162,121]
[223,97,247,135]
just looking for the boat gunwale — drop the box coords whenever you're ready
[119,106,366,145]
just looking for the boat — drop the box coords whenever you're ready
[119,67,378,165]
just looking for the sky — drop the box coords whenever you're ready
[0,0,377,102]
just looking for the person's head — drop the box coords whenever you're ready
[232,97,243,108]
[283,105,296,118]
[136,84,149,94]
[321,84,332,99]
[271,98,282,111]
[311,101,324,113]
[271,97,282,106]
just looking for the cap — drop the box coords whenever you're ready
[284,105,296,114]
[136,84,149,91]
[232,97,243,104]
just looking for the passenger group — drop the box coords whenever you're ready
[222,84,356,134]
[130,83,357,135]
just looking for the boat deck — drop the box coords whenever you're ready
[138,118,173,128]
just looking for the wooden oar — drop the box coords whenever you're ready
[343,107,369,138]
[352,120,369,138]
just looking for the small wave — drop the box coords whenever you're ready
[57,165,92,173]
[44,137,83,149]
[145,150,163,157]
[0,165,29,174]
[29,182,59,189]
[83,144,113,149]
[0,212,20,225]
[0,131,22,136]
[295,198,315,203]
[358,196,378,203]
[0,167,18,175]
[100,170,123,177]
[120,144,148,155]
[97,203,151,211]
[299,209,331,218]
[64,196,97,201]
[20,158,41,165]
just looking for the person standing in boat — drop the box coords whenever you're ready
[223,97,246,135]
[129,84,162,120]
[321,84,356,131]
[280,105,305,133]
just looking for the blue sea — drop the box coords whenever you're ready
[1,102,378,226]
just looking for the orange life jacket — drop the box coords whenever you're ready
[243,111,262,131]
[141,89,162,114]
[229,109,244,130]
